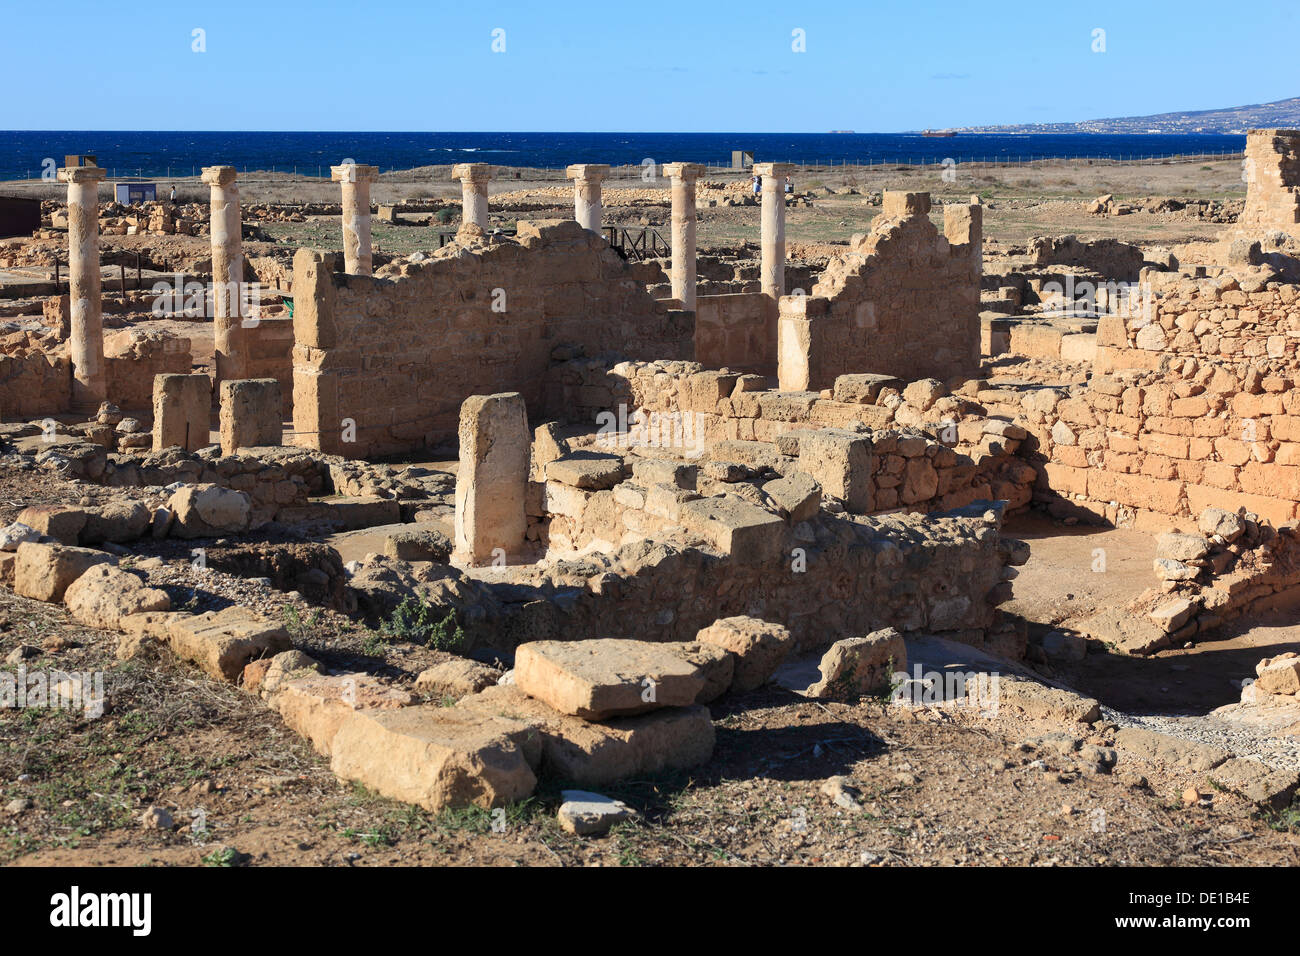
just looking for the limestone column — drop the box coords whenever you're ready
[566,164,610,234]
[451,163,493,230]
[201,165,246,385]
[755,162,795,306]
[663,162,704,311]
[58,165,107,411]
[330,163,380,275]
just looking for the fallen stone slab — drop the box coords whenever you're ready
[998,678,1101,724]
[415,658,502,700]
[545,452,627,491]
[383,528,452,563]
[273,672,417,756]
[1205,757,1300,810]
[456,685,715,787]
[515,638,732,719]
[167,606,292,681]
[695,616,794,693]
[330,705,538,812]
[557,790,638,836]
[1114,727,1231,772]
[0,522,39,552]
[806,628,907,699]
[1079,607,1170,656]
[63,564,171,630]
[832,373,903,405]
[14,541,114,602]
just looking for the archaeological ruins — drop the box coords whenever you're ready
[2,132,1300,829]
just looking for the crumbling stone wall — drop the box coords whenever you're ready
[0,345,71,417]
[243,318,295,415]
[777,192,982,391]
[547,358,1036,517]
[1027,235,1145,282]
[1239,129,1300,240]
[291,220,692,457]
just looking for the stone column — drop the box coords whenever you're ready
[201,165,246,385]
[451,163,493,230]
[330,163,380,275]
[58,165,107,412]
[663,162,704,311]
[566,164,610,234]
[453,392,529,566]
[755,163,795,306]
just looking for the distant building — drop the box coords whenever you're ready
[64,154,98,168]
[731,150,754,170]
[114,182,157,204]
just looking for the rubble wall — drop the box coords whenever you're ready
[694,292,772,375]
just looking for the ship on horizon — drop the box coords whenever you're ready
[921,129,957,137]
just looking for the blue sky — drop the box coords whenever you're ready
[2,0,1295,131]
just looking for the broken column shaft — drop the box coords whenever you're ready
[201,165,246,385]
[331,163,380,275]
[566,164,610,234]
[663,162,704,311]
[58,164,108,411]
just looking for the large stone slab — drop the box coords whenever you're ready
[514,638,731,719]
[798,429,873,513]
[273,673,418,756]
[678,494,786,564]
[998,678,1101,723]
[14,542,113,602]
[545,452,626,490]
[457,685,715,786]
[167,606,291,681]
[329,705,538,812]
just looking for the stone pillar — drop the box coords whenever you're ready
[153,373,211,452]
[58,165,107,412]
[451,163,493,231]
[453,392,529,566]
[565,164,610,234]
[200,166,246,385]
[754,163,795,307]
[330,163,380,275]
[663,162,704,311]
[219,378,283,455]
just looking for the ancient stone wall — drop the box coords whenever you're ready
[0,348,71,417]
[1239,129,1300,240]
[243,318,295,415]
[996,270,1300,527]
[291,220,692,457]
[777,192,982,391]
[693,292,772,375]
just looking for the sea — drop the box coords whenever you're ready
[0,130,1248,182]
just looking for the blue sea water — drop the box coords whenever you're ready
[0,130,1247,182]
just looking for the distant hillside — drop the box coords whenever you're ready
[953,96,1300,135]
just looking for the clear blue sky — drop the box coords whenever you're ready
[3,0,1295,132]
